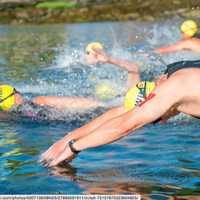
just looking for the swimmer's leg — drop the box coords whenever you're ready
[32,96,102,110]
[40,106,126,163]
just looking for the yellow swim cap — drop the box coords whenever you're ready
[95,82,116,101]
[180,20,198,37]
[0,85,15,111]
[86,42,103,54]
[124,81,155,111]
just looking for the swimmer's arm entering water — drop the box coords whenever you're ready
[40,106,126,163]
[41,77,184,167]
[32,96,102,110]
[155,38,200,54]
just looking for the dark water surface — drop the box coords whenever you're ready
[0,20,200,199]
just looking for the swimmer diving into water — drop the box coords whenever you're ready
[40,59,200,167]
[155,20,200,53]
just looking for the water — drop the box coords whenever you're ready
[0,19,200,199]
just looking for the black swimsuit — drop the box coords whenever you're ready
[165,60,200,77]
[165,59,200,119]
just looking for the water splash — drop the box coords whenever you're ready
[2,19,200,122]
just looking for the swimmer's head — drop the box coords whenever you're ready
[86,42,103,54]
[85,42,103,65]
[124,81,156,111]
[180,20,198,38]
[95,82,116,101]
[0,85,22,112]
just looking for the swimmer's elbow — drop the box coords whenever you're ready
[118,118,142,137]
[114,108,158,138]
[124,112,155,132]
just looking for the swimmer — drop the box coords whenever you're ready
[85,42,104,65]
[40,59,200,167]
[0,43,142,118]
[0,84,103,119]
[155,20,200,53]
[85,42,140,87]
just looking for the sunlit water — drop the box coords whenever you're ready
[0,19,200,199]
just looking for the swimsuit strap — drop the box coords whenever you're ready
[165,60,200,77]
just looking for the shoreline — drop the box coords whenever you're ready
[0,1,200,24]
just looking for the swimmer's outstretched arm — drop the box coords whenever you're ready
[155,38,200,54]
[93,49,139,73]
[40,106,126,163]
[92,49,140,86]
[32,96,102,110]
[106,55,140,87]
[42,76,184,167]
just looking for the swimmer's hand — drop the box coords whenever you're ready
[92,48,110,63]
[47,146,75,167]
[39,138,74,167]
